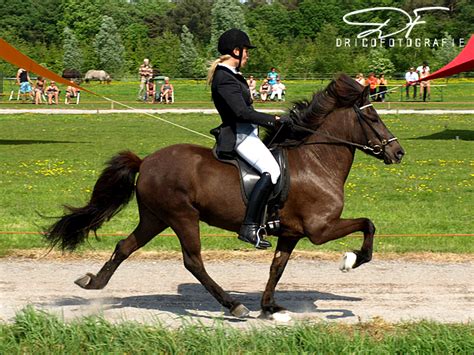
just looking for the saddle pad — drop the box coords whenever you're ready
[212,146,290,206]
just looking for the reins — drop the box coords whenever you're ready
[287,103,398,155]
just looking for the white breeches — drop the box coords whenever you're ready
[235,129,280,184]
[270,89,283,100]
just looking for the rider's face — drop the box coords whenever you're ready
[233,47,249,67]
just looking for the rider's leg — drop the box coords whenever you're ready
[235,130,280,249]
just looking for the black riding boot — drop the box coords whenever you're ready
[238,172,274,249]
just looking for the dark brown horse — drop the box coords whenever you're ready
[45,74,404,318]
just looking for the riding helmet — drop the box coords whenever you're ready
[218,28,256,56]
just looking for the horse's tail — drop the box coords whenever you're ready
[45,151,142,251]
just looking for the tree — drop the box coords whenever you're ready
[94,16,125,77]
[366,48,395,76]
[150,31,181,77]
[210,0,247,56]
[431,32,461,70]
[63,27,83,71]
[166,0,213,43]
[179,25,204,78]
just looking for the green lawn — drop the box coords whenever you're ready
[0,112,472,255]
[1,78,473,110]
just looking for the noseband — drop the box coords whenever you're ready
[296,103,398,155]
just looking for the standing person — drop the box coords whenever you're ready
[417,61,431,102]
[366,72,378,99]
[355,73,366,86]
[138,58,153,100]
[377,73,388,102]
[267,67,279,86]
[16,68,32,100]
[207,28,291,249]
[405,67,419,99]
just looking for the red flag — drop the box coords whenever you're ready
[0,38,93,94]
[419,34,474,82]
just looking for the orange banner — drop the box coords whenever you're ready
[0,38,93,94]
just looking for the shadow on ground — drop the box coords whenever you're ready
[410,129,474,141]
[47,283,361,321]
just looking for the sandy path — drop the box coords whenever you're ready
[1,257,472,327]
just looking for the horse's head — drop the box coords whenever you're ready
[347,84,405,164]
[265,74,404,164]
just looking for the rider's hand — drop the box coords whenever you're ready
[276,115,293,127]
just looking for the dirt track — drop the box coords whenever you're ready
[1,256,473,327]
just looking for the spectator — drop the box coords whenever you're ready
[269,78,286,101]
[377,74,388,102]
[417,61,431,102]
[355,73,366,86]
[145,79,156,103]
[65,81,79,104]
[46,81,60,105]
[138,58,153,100]
[405,67,419,99]
[160,77,174,104]
[259,79,271,101]
[267,67,279,86]
[247,75,257,98]
[33,76,46,105]
[16,68,32,99]
[366,72,378,98]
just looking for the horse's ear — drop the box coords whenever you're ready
[361,85,370,102]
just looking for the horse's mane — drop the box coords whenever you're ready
[263,73,367,147]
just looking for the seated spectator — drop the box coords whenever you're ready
[46,81,60,105]
[366,72,378,99]
[65,81,79,104]
[355,73,366,86]
[269,79,286,101]
[160,77,173,104]
[259,79,271,101]
[247,75,257,98]
[34,76,46,105]
[405,67,419,99]
[145,80,156,103]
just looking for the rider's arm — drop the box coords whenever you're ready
[217,79,277,127]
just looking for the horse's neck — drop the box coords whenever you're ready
[298,109,357,182]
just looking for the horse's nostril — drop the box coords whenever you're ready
[396,150,405,159]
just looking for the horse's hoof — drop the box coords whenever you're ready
[230,304,250,318]
[271,311,292,323]
[74,273,94,289]
[339,252,357,272]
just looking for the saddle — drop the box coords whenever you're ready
[212,145,290,231]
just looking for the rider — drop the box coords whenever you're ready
[207,28,290,249]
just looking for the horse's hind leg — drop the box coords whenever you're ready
[75,207,167,290]
[261,237,299,318]
[170,211,248,317]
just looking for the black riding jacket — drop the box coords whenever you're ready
[211,65,276,154]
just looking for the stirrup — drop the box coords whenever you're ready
[238,225,272,249]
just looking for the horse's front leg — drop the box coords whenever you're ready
[308,217,375,271]
[260,237,299,318]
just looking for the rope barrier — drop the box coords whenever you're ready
[1,231,472,238]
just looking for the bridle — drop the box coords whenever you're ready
[290,103,398,156]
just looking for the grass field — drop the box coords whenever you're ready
[1,78,474,110]
[0,111,472,256]
[0,308,472,354]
